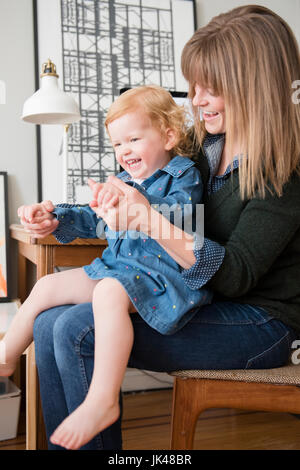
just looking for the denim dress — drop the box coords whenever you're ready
[53,156,212,334]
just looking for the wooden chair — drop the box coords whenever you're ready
[169,362,300,449]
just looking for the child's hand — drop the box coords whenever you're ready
[17,201,59,238]
[18,200,54,224]
[88,178,123,212]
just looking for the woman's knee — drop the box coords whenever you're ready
[33,305,69,363]
[52,303,95,363]
[33,306,56,344]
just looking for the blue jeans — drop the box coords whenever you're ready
[33,301,297,450]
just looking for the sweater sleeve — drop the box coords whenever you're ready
[181,173,300,296]
[206,174,300,297]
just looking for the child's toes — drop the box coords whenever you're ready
[50,428,64,445]
[68,436,80,450]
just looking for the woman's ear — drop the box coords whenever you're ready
[164,128,177,151]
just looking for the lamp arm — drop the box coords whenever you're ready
[62,124,70,202]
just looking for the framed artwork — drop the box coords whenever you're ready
[34,0,196,204]
[0,172,10,302]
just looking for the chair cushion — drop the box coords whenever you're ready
[169,363,300,385]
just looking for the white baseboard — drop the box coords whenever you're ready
[122,368,173,392]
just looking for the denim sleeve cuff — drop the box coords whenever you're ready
[52,206,77,244]
[181,238,225,290]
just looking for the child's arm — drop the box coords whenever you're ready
[54,178,124,242]
[18,200,104,243]
[52,203,104,243]
[53,178,124,243]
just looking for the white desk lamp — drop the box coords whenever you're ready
[22,59,81,201]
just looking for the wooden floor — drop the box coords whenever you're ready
[1,388,300,450]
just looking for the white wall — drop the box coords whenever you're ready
[0,0,37,297]
[195,0,300,44]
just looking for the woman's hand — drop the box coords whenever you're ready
[95,176,151,233]
[17,200,59,238]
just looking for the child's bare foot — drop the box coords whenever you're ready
[50,398,120,450]
[0,342,16,377]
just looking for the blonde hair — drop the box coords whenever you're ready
[105,85,193,158]
[181,5,300,198]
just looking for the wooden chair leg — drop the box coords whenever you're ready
[170,378,207,450]
[26,343,48,450]
[26,343,37,450]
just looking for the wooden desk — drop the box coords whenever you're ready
[10,224,107,450]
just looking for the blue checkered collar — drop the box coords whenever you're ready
[203,133,226,177]
[203,133,242,176]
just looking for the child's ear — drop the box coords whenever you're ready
[164,128,177,151]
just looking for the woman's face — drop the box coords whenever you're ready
[192,84,226,134]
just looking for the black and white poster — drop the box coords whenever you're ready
[35,0,195,203]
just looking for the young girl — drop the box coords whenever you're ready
[1,85,210,449]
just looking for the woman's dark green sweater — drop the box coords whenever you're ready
[195,152,300,335]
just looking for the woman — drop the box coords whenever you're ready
[19,5,300,450]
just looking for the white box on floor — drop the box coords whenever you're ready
[0,377,21,441]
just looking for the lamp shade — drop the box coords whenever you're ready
[22,59,81,125]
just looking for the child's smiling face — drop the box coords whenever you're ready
[108,110,173,180]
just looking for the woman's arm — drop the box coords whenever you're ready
[100,174,300,300]
[97,176,209,270]
[183,171,300,298]
[147,206,196,269]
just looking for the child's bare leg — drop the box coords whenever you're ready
[0,268,98,376]
[50,278,135,450]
